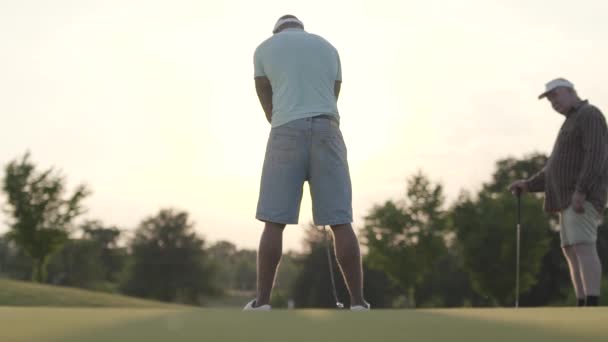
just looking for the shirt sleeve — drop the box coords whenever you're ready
[576,107,608,194]
[253,46,266,78]
[526,168,546,193]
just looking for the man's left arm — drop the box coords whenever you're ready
[334,80,341,100]
[255,76,273,124]
[575,108,608,208]
[335,51,342,100]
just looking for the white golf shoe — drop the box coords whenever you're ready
[242,299,271,311]
[350,303,371,311]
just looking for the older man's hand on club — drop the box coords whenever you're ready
[508,180,528,196]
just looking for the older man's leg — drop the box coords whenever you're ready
[330,223,366,307]
[255,222,286,306]
[562,245,586,306]
[574,243,602,306]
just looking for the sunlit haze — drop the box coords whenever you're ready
[1,0,607,251]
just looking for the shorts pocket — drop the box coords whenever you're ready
[269,134,297,164]
[324,135,348,166]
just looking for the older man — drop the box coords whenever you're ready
[244,15,369,311]
[510,78,607,306]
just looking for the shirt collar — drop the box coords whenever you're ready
[278,28,305,33]
[567,100,588,117]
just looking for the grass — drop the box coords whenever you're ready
[0,307,606,342]
[200,289,254,307]
[0,279,180,308]
[1,279,606,341]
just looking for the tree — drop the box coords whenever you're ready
[518,231,570,306]
[291,225,350,308]
[207,241,258,291]
[290,224,398,308]
[121,209,217,304]
[46,221,127,290]
[450,154,552,306]
[46,238,105,288]
[361,172,449,306]
[0,234,32,280]
[412,250,482,308]
[81,220,126,282]
[2,153,90,282]
[483,153,548,194]
[273,251,302,297]
[232,249,257,291]
[207,241,239,289]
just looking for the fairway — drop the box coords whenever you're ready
[0,279,181,308]
[1,307,606,342]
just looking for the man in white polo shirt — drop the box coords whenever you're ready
[244,15,369,310]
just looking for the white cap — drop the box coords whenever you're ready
[273,16,304,34]
[538,78,575,99]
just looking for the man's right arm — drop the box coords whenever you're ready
[255,76,273,124]
[508,168,545,195]
[253,46,273,124]
[526,168,546,192]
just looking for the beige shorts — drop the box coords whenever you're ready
[559,201,601,247]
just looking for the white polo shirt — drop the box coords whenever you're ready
[253,28,341,128]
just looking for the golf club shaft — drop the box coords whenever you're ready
[516,223,520,308]
[516,192,521,308]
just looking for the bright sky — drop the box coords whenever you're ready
[1,0,607,251]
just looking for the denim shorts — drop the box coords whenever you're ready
[256,115,353,226]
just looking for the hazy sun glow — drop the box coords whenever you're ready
[1,0,607,250]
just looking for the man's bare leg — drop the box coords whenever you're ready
[574,243,602,306]
[563,245,585,305]
[330,223,367,307]
[255,221,285,306]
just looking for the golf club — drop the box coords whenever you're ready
[515,188,522,308]
[323,226,344,309]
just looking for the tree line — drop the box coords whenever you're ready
[0,152,606,307]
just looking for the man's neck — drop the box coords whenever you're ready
[565,99,586,117]
[276,26,304,34]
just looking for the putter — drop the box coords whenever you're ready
[323,226,344,309]
[515,188,522,308]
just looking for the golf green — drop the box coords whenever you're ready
[1,307,606,342]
